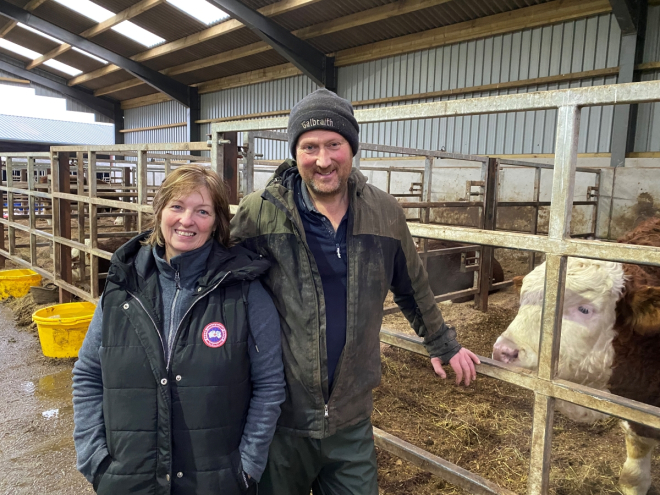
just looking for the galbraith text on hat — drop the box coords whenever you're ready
[301,117,334,129]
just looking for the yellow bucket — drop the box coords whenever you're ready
[32,302,96,358]
[0,269,42,299]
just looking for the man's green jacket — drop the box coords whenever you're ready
[230,160,461,439]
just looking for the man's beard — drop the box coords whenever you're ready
[305,172,348,198]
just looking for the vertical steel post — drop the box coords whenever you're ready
[89,152,99,299]
[137,151,147,233]
[527,105,580,495]
[475,158,498,312]
[420,156,433,270]
[352,150,361,171]
[27,156,36,265]
[211,131,223,178]
[592,171,601,238]
[244,132,255,197]
[529,166,542,271]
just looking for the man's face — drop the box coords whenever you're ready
[296,129,353,198]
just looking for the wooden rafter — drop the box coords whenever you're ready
[68,0,322,87]
[26,0,166,71]
[335,0,612,67]
[0,0,49,39]
[93,0,613,98]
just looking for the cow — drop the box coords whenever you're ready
[492,217,660,495]
[72,236,131,293]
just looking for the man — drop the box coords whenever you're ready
[230,88,480,494]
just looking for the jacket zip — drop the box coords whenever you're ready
[165,270,182,361]
[166,271,231,371]
[266,187,331,432]
[126,290,166,357]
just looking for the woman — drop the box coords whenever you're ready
[72,164,285,494]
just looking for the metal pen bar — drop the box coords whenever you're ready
[374,427,517,495]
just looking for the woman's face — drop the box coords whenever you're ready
[160,186,216,262]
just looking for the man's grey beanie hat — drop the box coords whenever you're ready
[287,88,360,158]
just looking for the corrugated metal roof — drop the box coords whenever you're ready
[0,114,114,145]
[142,29,262,72]
[0,0,598,103]
[274,0,396,32]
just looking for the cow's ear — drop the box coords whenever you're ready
[616,286,660,336]
[512,276,524,295]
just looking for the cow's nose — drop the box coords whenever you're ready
[492,337,520,364]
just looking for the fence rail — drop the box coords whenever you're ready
[211,79,660,495]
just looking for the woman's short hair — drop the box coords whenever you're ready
[145,164,231,247]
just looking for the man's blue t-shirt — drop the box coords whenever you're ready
[294,177,348,399]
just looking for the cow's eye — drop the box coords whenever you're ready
[578,306,590,315]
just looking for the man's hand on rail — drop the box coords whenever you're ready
[431,348,480,386]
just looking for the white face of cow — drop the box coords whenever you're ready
[493,258,626,388]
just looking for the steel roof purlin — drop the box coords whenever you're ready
[207,0,336,91]
[0,0,193,107]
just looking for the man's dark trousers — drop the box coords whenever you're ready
[259,418,378,495]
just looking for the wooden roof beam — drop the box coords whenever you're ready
[335,0,613,66]
[68,0,321,87]
[26,0,166,71]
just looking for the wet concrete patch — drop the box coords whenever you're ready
[0,303,92,494]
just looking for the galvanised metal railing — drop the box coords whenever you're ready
[211,80,660,495]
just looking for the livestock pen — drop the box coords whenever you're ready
[1,80,660,494]
[207,80,660,494]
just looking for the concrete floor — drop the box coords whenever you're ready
[0,303,93,495]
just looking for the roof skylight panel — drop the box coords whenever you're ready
[18,23,63,44]
[0,39,82,76]
[18,23,109,65]
[71,47,108,64]
[51,0,165,48]
[166,0,229,25]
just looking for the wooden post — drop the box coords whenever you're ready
[474,158,498,312]
[222,132,239,204]
[89,153,99,299]
[0,159,5,269]
[121,166,134,232]
[55,151,72,303]
[6,158,15,257]
[27,157,37,265]
[77,152,86,282]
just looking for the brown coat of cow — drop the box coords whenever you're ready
[610,218,660,442]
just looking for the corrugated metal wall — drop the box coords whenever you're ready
[199,76,319,158]
[122,8,660,157]
[124,100,188,144]
[634,5,660,152]
[340,13,621,157]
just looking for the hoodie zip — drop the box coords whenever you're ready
[166,271,231,371]
[165,270,182,360]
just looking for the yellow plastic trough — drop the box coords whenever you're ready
[32,302,96,358]
[0,269,42,300]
